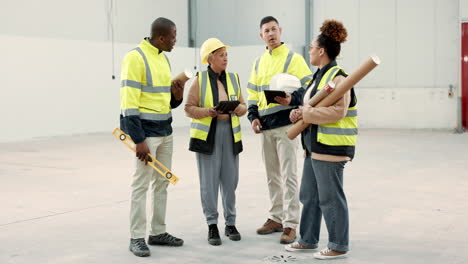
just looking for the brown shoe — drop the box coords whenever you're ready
[256,219,283,234]
[280,227,296,244]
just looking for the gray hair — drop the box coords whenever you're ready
[207,53,215,65]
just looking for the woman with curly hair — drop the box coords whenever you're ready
[284,19,357,259]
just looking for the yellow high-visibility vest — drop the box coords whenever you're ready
[190,71,242,143]
[120,40,172,121]
[316,66,358,146]
[247,44,313,117]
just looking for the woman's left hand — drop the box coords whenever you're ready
[290,107,303,123]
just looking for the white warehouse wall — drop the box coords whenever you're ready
[0,0,189,45]
[313,0,460,129]
[0,0,190,142]
[0,34,195,142]
[193,0,306,47]
[462,0,468,19]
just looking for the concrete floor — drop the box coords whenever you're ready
[1,128,467,264]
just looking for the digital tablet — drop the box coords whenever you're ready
[215,100,240,114]
[264,90,287,104]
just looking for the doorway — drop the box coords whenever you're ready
[462,22,468,130]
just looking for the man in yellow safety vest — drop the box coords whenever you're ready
[120,17,184,257]
[247,16,313,244]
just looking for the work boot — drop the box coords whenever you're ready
[280,227,296,244]
[148,232,184,247]
[256,219,283,235]
[129,238,150,257]
[208,224,222,246]
[225,225,241,241]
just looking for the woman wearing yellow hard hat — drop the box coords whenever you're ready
[184,38,247,246]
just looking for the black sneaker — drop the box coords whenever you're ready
[148,232,184,247]
[225,225,241,241]
[129,238,150,257]
[208,224,222,246]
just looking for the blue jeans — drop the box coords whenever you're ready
[298,155,349,252]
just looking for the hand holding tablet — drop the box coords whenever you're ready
[215,100,241,114]
[264,90,287,104]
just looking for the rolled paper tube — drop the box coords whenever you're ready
[173,69,194,86]
[286,56,381,139]
[307,81,336,107]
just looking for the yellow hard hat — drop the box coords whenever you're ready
[200,38,230,64]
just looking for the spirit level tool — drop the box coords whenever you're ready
[112,128,179,185]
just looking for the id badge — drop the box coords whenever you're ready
[230,95,238,101]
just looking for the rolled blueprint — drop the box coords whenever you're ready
[173,69,194,86]
[286,56,381,139]
[307,81,336,107]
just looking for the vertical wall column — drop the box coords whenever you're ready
[305,0,313,66]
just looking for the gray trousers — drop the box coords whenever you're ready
[299,154,349,252]
[196,119,239,226]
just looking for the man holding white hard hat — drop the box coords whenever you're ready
[247,16,313,244]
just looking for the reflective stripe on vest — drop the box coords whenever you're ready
[127,47,171,121]
[316,66,358,146]
[256,50,295,117]
[190,71,242,143]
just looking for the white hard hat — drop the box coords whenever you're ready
[269,73,301,93]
